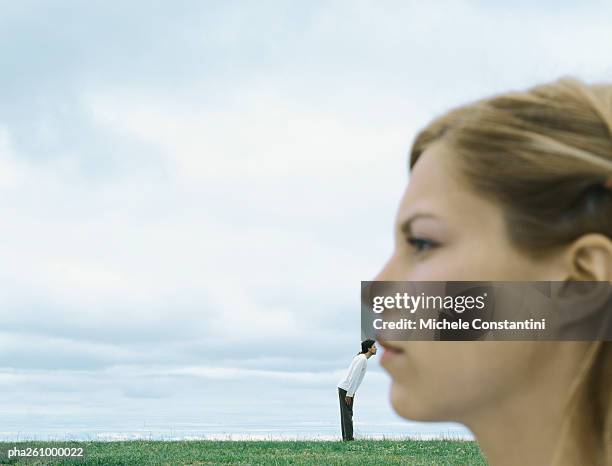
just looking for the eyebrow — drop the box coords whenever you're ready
[399,213,440,235]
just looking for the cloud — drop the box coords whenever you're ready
[0,126,27,188]
[1,0,611,439]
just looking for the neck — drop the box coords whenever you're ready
[465,386,563,466]
[461,342,592,466]
[364,351,372,359]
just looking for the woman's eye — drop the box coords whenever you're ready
[406,236,437,253]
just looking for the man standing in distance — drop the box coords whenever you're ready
[337,339,377,441]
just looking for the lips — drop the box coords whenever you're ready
[378,339,405,366]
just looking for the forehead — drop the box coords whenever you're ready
[397,142,499,225]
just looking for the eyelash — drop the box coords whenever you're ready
[406,236,438,253]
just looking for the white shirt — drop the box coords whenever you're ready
[337,353,368,396]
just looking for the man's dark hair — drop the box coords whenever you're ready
[359,339,376,354]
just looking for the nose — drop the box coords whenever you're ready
[373,255,397,282]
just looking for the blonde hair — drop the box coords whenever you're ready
[409,78,612,465]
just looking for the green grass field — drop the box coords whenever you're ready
[0,440,487,465]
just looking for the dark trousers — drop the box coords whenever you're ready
[338,387,354,441]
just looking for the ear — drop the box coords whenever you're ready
[562,233,612,281]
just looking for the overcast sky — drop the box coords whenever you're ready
[1,0,612,439]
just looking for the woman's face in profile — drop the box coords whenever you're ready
[376,141,566,422]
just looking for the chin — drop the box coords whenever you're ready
[390,381,438,422]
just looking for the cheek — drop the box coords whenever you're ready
[407,250,479,281]
[408,240,545,282]
[447,235,559,281]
